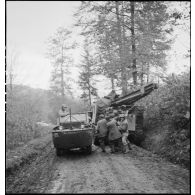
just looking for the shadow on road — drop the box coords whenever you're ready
[56,148,96,160]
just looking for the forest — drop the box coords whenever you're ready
[6,1,190,168]
[6,85,85,150]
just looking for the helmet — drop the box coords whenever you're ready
[109,113,115,118]
[62,104,67,108]
[113,110,118,116]
[106,107,113,112]
[99,114,104,119]
[105,115,110,120]
[119,114,125,118]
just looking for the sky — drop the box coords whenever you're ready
[6,1,190,98]
[7,1,81,92]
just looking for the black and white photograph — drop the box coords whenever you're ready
[5,1,190,194]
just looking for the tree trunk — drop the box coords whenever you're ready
[140,63,144,86]
[115,1,127,95]
[8,56,14,94]
[9,72,13,92]
[147,64,150,83]
[60,68,64,97]
[111,77,114,90]
[88,84,92,107]
[131,1,137,85]
[105,30,115,91]
[60,47,65,97]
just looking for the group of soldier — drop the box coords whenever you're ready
[58,104,132,154]
[95,107,132,154]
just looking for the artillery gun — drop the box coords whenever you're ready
[92,83,158,145]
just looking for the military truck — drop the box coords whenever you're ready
[52,110,94,156]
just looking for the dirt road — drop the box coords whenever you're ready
[6,142,190,193]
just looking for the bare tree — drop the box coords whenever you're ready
[6,44,19,93]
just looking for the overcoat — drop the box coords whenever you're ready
[107,119,122,141]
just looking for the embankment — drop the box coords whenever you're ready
[6,132,52,177]
[140,123,190,170]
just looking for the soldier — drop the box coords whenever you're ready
[96,114,108,152]
[58,104,69,125]
[113,110,119,120]
[107,113,122,153]
[119,114,132,153]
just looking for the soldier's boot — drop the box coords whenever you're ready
[119,140,124,152]
[100,142,106,152]
[110,145,115,153]
[128,142,132,150]
[123,145,130,154]
[122,144,125,153]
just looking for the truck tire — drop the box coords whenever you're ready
[85,145,92,154]
[56,148,62,156]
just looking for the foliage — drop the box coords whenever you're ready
[136,71,190,127]
[47,27,76,97]
[6,84,85,150]
[75,1,172,94]
[78,39,97,108]
[6,132,51,175]
[136,71,190,168]
[6,44,20,92]
[6,85,50,150]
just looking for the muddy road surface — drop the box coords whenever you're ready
[7,142,190,193]
[46,146,189,194]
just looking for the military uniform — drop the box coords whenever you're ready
[96,118,108,152]
[58,105,69,125]
[107,118,122,153]
[119,118,131,153]
[58,109,69,117]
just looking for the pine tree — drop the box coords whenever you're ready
[75,1,129,95]
[94,10,120,90]
[130,2,171,85]
[47,27,76,97]
[75,1,173,93]
[78,40,97,108]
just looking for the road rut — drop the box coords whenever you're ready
[46,145,190,193]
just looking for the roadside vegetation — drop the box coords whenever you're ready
[6,85,85,151]
[136,71,190,169]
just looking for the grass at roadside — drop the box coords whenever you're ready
[141,124,190,170]
[6,125,54,177]
[6,136,56,193]
[6,123,53,151]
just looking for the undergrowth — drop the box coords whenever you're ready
[136,71,190,169]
